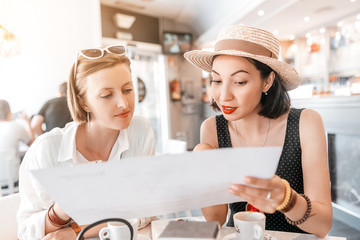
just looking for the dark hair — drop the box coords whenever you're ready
[209,56,290,119]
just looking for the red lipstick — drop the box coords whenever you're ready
[222,105,237,114]
[115,111,130,118]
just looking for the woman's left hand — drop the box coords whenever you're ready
[228,175,285,213]
[42,227,76,240]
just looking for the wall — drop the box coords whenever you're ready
[101,4,159,44]
[0,0,102,115]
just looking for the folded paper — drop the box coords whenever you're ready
[32,147,282,225]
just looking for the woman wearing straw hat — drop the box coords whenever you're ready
[184,25,332,237]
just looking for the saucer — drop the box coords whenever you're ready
[222,232,277,240]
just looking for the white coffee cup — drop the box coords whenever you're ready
[233,212,265,240]
[99,218,139,240]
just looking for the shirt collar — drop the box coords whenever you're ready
[57,122,78,162]
[57,122,130,162]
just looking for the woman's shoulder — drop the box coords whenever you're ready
[23,122,78,168]
[34,121,77,145]
[128,115,152,131]
[127,115,154,140]
[298,108,323,125]
[199,116,219,148]
[201,115,217,130]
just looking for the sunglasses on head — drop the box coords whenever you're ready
[73,44,127,80]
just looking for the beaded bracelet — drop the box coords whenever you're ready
[47,203,71,227]
[285,193,312,226]
[276,179,292,211]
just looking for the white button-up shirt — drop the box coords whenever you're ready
[17,116,155,239]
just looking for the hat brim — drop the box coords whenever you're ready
[184,50,300,91]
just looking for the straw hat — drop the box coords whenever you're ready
[184,25,300,91]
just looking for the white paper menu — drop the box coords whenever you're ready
[32,147,282,225]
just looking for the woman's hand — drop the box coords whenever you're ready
[42,227,76,240]
[228,175,285,213]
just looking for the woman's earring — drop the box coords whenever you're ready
[87,112,90,132]
[264,92,268,96]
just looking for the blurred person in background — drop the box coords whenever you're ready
[31,82,72,136]
[0,99,34,190]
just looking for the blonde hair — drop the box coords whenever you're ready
[67,53,131,122]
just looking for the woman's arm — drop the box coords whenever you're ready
[290,109,332,236]
[229,109,332,237]
[194,118,228,225]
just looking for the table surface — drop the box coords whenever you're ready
[139,218,347,240]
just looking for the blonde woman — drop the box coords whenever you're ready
[184,25,332,237]
[17,45,155,239]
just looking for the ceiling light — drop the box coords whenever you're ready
[114,13,136,29]
[304,16,310,22]
[257,10,264,16]
[350,0,356,2]
[320,28,326,34]
[272,30,279,36]
[337,21,343,27]
[357,14,360,20]
[289,35,295,40]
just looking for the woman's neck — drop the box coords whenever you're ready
[76,123,120,161]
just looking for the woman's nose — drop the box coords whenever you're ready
[220,85,233,102]
[116,95,127,108]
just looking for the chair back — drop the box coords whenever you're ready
[0,193,20,240]
[0,149,18,195]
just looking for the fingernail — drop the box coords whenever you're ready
[230,185,239,191]
[228,188,234,194]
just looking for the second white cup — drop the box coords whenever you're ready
[99,218,139,240]
[233,212,265,240]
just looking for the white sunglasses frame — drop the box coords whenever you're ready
[73,44,127,81]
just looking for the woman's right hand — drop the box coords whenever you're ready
[42,227,76,240]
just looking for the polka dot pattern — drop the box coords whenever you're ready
[216,108,307,234]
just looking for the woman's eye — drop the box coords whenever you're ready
[100,93,112,98]
[123,88,133,94]
[210,79,222,84]
[235,81,246,86]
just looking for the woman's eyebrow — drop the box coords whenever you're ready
[211,70,220,75]
[211,69,249,76]
[231,70,249,76]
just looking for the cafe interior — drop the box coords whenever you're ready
[1,0,360,239]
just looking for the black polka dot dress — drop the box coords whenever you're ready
[216,108,307,233]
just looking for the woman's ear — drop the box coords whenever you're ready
[78,96,90,112]
[263,71,275,93]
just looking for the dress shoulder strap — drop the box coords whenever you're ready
[215,115,232,148]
